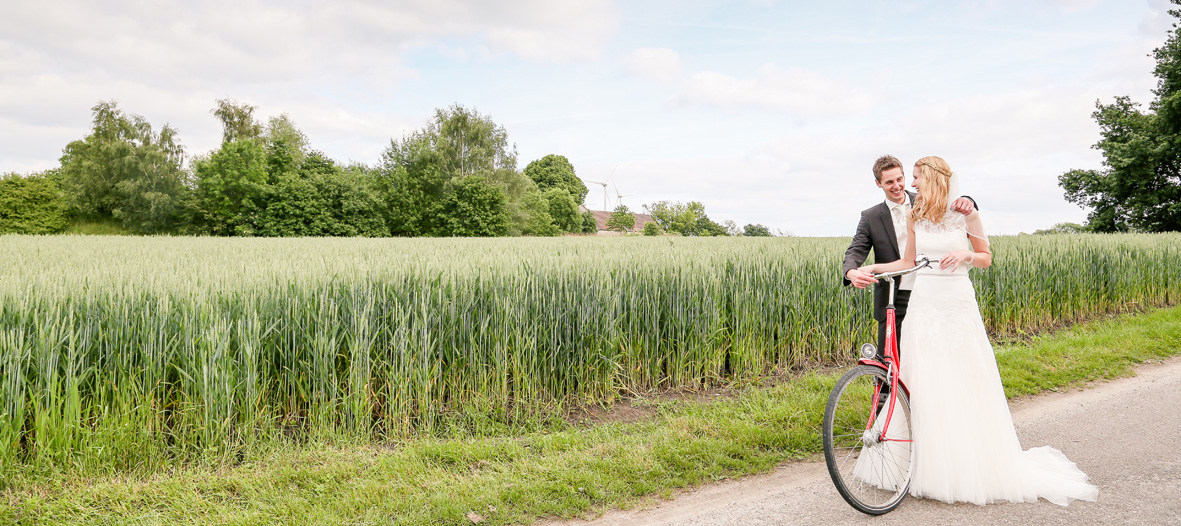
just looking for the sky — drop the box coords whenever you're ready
[0,0,1174,236]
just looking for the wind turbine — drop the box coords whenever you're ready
[612,180,632,210]
[583,179,608,211]
[583,166,618,211]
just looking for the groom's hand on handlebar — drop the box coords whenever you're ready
[846,268,877,289]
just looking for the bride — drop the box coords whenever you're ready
[859,156,1099,506]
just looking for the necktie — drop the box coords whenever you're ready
[893,205,907,249]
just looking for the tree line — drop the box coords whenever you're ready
[2,101,594,237]
[0,100,776,238]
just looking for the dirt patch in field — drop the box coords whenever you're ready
[566,401,661,426]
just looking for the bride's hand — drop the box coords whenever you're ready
[939,250,974,272]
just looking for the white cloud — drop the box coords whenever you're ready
[673,63,874,118]
[0,0,619,88]
[482,0,619,62]
[625,48,683,82]
[0,0,620,172]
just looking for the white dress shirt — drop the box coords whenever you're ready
[885,197,915,290]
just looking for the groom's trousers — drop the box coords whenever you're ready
[876,289,910,363]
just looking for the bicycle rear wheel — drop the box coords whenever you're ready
[823,365,913,515]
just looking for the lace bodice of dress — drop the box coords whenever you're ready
[914,210,973,277]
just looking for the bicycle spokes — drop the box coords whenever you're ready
[823,365,913,515]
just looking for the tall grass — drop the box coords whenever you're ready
[0,233,1176,481]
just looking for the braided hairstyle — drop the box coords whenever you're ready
[909,156,954,224]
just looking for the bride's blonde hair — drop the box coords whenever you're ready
[909,156,953,224]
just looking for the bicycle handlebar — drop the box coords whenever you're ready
[873,255,932,281]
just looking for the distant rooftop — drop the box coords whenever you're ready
[582,207,657,233]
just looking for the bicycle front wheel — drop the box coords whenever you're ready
[822,365,913,515]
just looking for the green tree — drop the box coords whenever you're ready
[580,210,598,233]
[1059,1,1181,232]
[695,216,728,237]
[213,98,263,144]
[0,172,70,234]
[642,221,663,236]
[196,107,331,237]
[523,155,589,205]
[257,150,333,237]
[256,153,387,237]
[378,137,449,236]
[59,100,191,234]
[1032,222,1086,235]
[520,190,560,236]
[193,139,269,235]
[257,171,326,236]
[110,122,192,234]
[605,205,636,233]
[323,163,388,237]
[265,136,300,179]
[484,168,559,236]
[196,101,389,237]
[265,114,309,167]
[433,175,510,237]
[423,104,517,178]
[644,200,709,236]
[743,223,772,236]
[378,105,520,237]
[542,187,580,233]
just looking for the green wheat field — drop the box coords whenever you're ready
[0,233,1177,483]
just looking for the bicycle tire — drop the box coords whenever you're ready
[823,365,913,515]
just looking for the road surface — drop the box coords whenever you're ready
[545,357,1181,526]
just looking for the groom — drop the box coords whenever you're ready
[842,155,975,358]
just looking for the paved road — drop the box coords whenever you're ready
[545,358,1181,526]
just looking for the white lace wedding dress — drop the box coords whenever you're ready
[897,210,1099,506]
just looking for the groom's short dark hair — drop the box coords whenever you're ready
[873,155,903,181]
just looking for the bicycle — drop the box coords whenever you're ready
[822,255,932,515]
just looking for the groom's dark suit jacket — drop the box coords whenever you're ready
[842,192,916,323]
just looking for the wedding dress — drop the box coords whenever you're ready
[897,210,1099,506]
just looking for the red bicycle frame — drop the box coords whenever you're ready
[856,257,928,443]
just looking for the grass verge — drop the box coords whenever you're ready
[4,305,1180,525]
